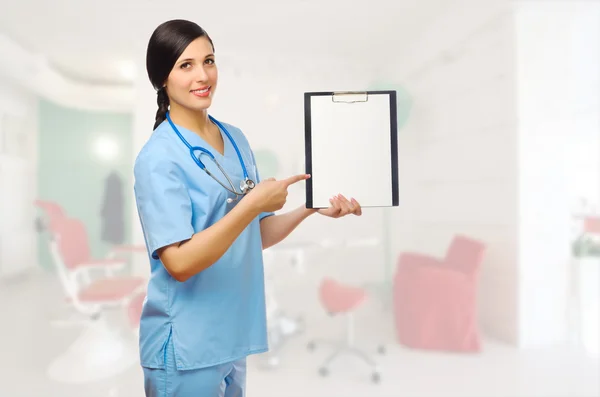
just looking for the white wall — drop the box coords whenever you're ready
[380,2,521,344]
[515,0,600,347]
[378,0,600,347]
[0,76,39,278]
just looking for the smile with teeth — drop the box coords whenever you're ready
[192,87,211,97]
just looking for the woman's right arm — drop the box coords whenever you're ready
[134,151,308,282]
[157,198,262,281]
[160,174,308,281]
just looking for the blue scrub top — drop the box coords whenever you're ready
[133,117,273,370]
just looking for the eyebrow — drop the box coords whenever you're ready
[178,54,215,64]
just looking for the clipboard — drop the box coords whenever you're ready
[304,90,399,209]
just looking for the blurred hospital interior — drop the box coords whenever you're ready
[0,0,599,396]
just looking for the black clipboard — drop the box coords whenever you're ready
[304,90,399,209]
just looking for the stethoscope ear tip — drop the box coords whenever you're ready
[226,198,233,204]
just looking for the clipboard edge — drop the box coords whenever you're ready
[389,91,400,207]
[304,90,397,97]
[304,92,314,208]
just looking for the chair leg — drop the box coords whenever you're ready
[322,348,343,368]
[349,346,377,367]
[309,312,381,383]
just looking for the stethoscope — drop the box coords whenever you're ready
[166,111,255,203]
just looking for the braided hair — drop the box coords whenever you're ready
[154,87,170,130]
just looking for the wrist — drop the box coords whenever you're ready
[239,196,263,218]
[302,205,318,217]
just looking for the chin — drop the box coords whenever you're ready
[187,99,213,112]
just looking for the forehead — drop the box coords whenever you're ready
[177,37,214,60]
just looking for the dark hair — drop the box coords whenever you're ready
[146,19,215,130]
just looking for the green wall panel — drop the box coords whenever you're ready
[37,100,133,270]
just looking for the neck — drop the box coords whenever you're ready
[168,103,212,137]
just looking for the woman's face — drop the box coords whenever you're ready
[165,36,218,112]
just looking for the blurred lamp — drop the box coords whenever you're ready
[118,60,136,82]
[93,135,119,162]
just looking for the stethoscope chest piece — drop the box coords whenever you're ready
[240,178,255,194]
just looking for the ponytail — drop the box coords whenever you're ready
[154,87,170,130]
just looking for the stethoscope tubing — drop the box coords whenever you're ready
[165,111,253,199]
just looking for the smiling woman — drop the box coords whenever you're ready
[134,18,361,397]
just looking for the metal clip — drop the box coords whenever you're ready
[331,91,369,103]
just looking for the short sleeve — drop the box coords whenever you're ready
[250,150,275,222]
[134,151,195,260]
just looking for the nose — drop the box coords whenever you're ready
[195,66,209,82]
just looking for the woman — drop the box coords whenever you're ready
[134,19,362,396]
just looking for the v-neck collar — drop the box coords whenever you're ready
[166,114,232,160]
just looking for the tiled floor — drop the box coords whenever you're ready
[1,270,598,397]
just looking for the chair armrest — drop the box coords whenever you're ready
[109,244,147,255]
[74,259,127,273]
[111,244,147,253]
[71,259,127,286]
[107,245,147,260]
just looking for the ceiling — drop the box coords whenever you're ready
[0,0,457,86]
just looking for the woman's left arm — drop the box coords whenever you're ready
[260,194,362,249]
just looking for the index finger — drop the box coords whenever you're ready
[281,173,310,187]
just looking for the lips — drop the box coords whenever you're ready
[191,86,211,97]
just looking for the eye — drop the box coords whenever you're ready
[180,62,192,69]
[205,58,215,65]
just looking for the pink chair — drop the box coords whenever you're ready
[35,199,147,269]
[583,216,600,234]
[35,201,148,383]
[307,278,382,383]
[34,199,66,228]
[393,235,485,352]
[42,214,146,318]
[35,199,148,323]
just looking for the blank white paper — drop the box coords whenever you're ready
[307,93,395,208]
